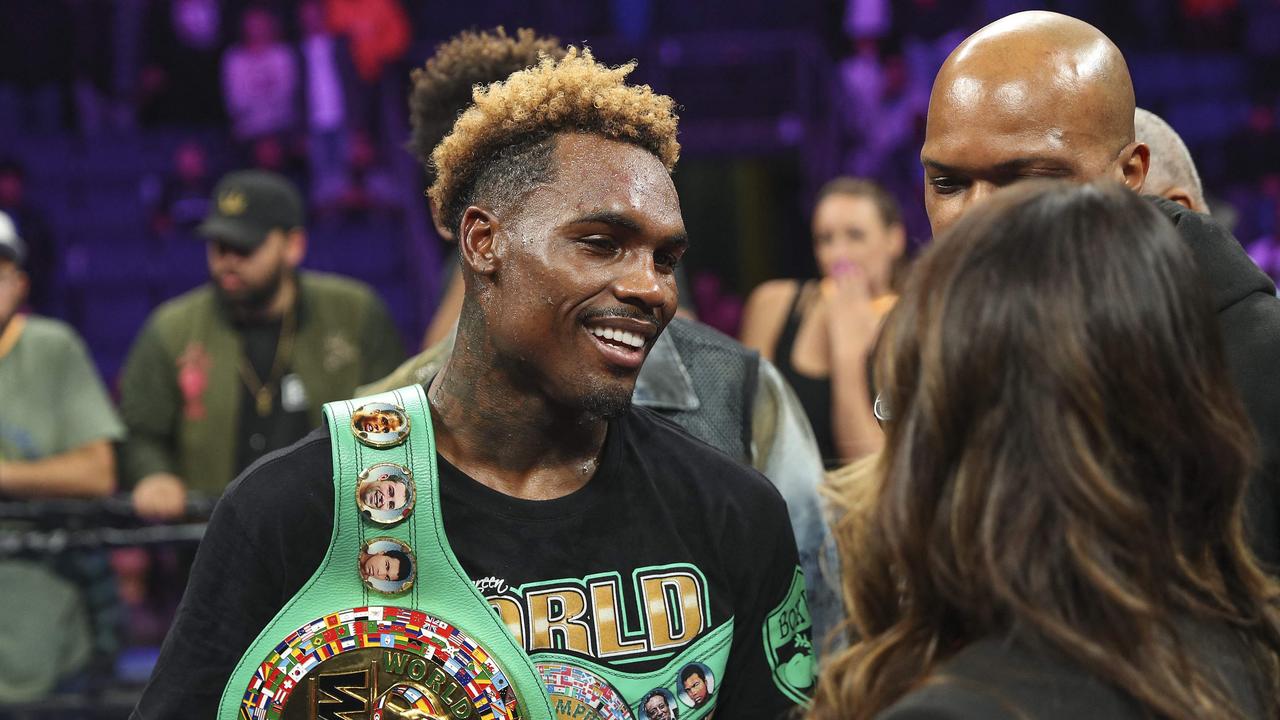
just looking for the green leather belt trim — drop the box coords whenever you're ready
[219,384,554,719]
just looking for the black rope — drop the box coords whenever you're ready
[0,495,218,555]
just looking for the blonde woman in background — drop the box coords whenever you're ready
[741,178,905,467]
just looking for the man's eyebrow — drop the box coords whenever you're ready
[565,210,644,232]
[990,157,1074,173]
[922,156,1073,175]
[921,157,962,174]
[566,210,689,246]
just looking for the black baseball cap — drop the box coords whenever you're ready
[196,170,304,249]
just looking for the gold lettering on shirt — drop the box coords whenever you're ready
[640,571,705,650]
[589,578,648,657]
[526,586,593,654]
[476,565,709,660]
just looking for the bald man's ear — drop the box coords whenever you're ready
[458,206,501,277]
[1117,141,1150,194]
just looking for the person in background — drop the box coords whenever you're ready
[741,177,906,467]
[811,180,1280,720]
[326,0,410,86]
[325,0,411,136]
[297,0,357,208]
[1135,107,1208,214]
[0,159,57,316]
[120,170,404,520]
[364,27,842,651]
[0,211,118,500]
[221,7,298,148]
[150,140,214,236]
[0,210,125,703]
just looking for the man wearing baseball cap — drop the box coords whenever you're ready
[119,170,405,519]
[0,209,125,701]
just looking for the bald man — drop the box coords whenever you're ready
[921,11,1148,233]
[1135,107,1208,214]
[920,11,1280,573]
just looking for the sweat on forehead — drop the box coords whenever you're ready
[931,11,1136,151]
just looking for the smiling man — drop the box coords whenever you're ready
[133,50,813,718]
[919,11,1280,572]
[365,26,840,652]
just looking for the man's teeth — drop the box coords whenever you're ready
[589,326,645,349]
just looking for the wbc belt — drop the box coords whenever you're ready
[219,384,555,720]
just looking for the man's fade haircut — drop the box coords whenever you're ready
[428,47,681,237]
[408,27,566,185]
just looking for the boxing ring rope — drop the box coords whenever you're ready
[0,496,216,555]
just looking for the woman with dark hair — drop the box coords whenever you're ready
[812,181,1280,720]
[741,177,906,467]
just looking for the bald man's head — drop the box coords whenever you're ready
[921,11,1149,235]
[1134,107,1207,214]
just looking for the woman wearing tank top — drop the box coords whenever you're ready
[740,178,906,467]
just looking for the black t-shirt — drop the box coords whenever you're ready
[132,407,812,719]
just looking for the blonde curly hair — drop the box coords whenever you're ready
[407,27,566,183]
[427,47,680,235]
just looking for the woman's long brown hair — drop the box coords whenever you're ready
[812,181,1280,719]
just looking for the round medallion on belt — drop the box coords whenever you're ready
[359,537,416,596]
[351,402,411,449]
[356,463,415,526]
[238,606,522,720]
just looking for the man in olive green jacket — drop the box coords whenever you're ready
[120,170,404,519]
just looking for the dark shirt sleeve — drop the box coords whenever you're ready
[131,434,333,718]
[118,321,182,486]
[714,486,817,719]
[358,293,406,385]
[131,487,281,717]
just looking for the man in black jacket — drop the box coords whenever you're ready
[920,10,1280,571]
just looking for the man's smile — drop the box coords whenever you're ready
[581,315,659,370]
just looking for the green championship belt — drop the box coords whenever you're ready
[220,384,555,720]
[221,384,764,720]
